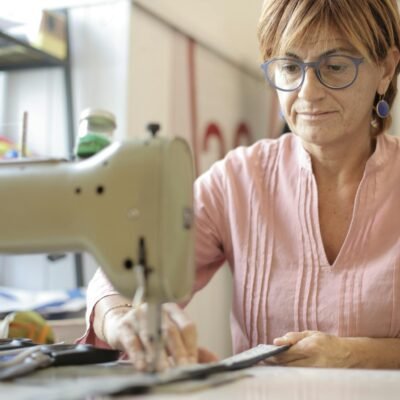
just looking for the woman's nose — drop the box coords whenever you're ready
[298,67,325,100]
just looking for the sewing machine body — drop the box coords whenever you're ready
[0,137,194,303]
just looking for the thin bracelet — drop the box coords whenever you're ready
[101,303,132,343]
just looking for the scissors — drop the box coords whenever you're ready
[0,343,120,381]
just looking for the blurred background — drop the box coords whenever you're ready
[0,0,398,356]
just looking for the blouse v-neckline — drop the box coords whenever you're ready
[295,134,386,269]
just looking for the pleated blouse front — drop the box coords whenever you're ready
[194,133,400,354]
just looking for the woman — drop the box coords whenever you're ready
[78,0,400,369]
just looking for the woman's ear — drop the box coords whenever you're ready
[378,47,400,94]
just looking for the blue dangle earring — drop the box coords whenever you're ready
[376,94,390,119]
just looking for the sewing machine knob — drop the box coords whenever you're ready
[147,123,160,137]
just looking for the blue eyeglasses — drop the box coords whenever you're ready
[261,54,364,92]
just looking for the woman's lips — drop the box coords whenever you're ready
[297,111,336,121]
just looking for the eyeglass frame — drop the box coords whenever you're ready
[260,54,365,92]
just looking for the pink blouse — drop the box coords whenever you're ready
[78,133,400,354]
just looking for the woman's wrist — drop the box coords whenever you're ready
[93,294,132,343]
[101,303,132,343]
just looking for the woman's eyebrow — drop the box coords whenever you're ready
[284,47,356,59]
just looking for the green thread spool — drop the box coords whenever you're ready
[75,108,116,159]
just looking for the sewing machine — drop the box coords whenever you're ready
[0,134,195,369]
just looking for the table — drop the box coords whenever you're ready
[3,364,399,400]
[123,366,400,400]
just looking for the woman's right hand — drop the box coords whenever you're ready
[97,299,219,371]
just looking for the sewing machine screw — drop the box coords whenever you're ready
[75,187,82,194]
[96,185,105,194]
[147,123,160,137]
[128,209,140,218]
[124,259,134,269]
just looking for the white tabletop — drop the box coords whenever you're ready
[3,362,400,399]
[118,365,400,400]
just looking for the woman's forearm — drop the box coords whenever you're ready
[345,337,400,369]
[273,331,400,368]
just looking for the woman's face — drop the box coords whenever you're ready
[276,31,385,148]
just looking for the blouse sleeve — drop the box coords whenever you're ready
[75,268,119,347]
[191,161,228,294]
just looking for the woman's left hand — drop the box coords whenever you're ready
[268,331,354,368]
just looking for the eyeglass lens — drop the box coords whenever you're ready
[265,55,359,91]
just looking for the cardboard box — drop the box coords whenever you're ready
[30,10,67,60]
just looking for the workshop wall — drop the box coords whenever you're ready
[126,4,272,358]
[127,4,273,167]
[0,0,299,356]
[5,0,400,357]
[69,0,130,141]
[73,1,273,357]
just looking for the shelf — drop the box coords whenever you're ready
[0,10,83,287]
[0,31,67,71]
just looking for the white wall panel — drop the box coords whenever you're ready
[133,0,264,76]
[195,45,269,173]
[2,68,68,157]
[127,6,175,138]
[69,0,130,140]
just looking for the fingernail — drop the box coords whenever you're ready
[188,356,197,364]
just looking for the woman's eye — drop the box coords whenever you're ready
[281,63,300,74]
[326,63,347,72]
[322,56,353,73]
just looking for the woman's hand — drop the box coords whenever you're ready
[268,331,354,368]
[102,302,219,371]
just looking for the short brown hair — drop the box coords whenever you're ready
[257,0,400,134]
